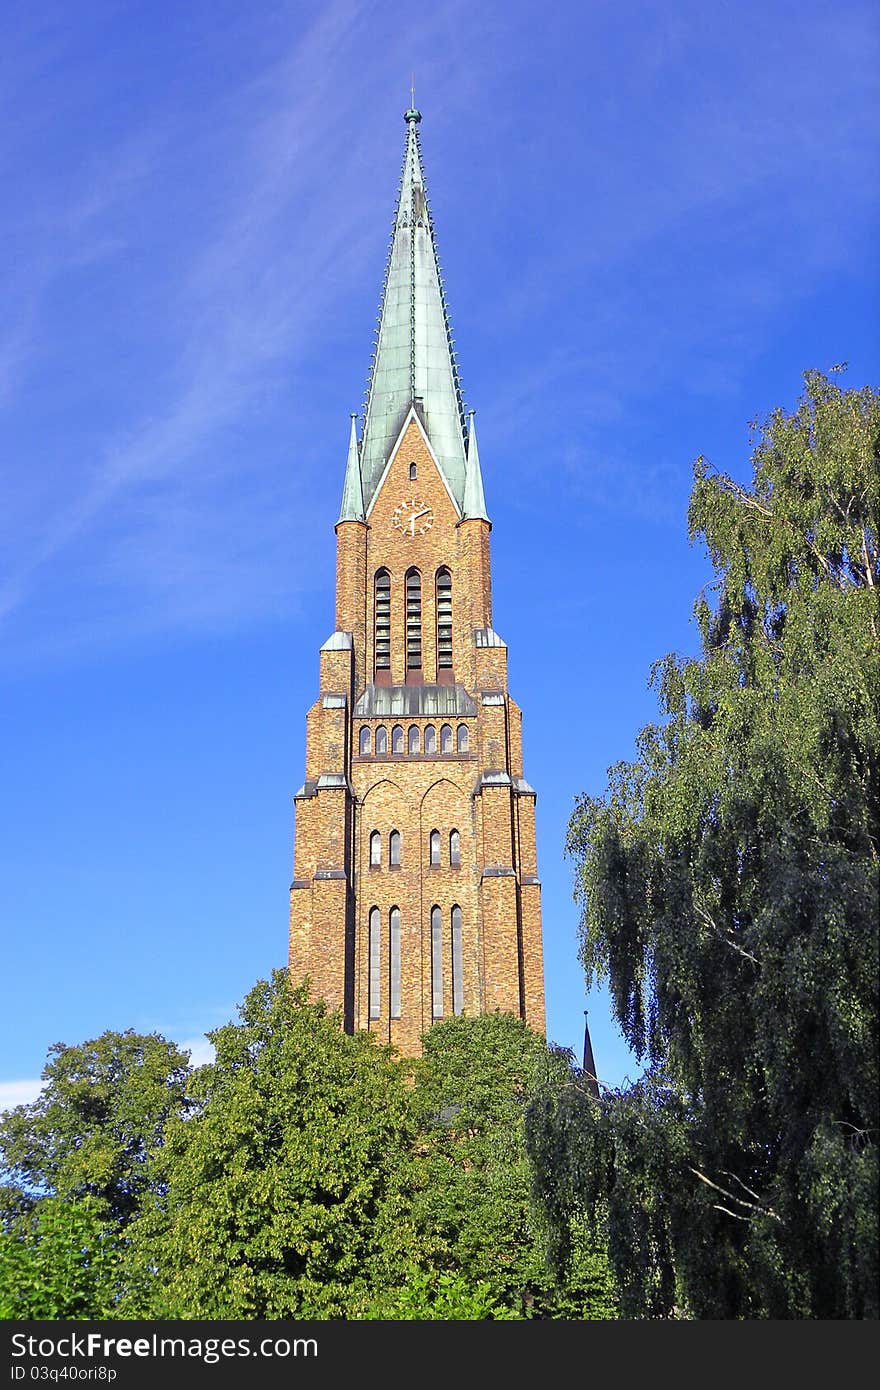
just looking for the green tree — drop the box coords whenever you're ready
[399,1013,616,1319]
[0,1197,116,1319]
[528,369,879,1318]
[121,972,416,1319]
[0,1030,192,1227]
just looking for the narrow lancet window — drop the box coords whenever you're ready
[359,726,371,756]
[440,723,453,754]
[424,724,437,755]
[389,830,401,866]
[374,570,391,675]
[406,569,422,671]
[392,724,404,754]
[431,905,443,1018]
[369,907,381,1020]
[390,907,401,1018]
[375,725,388,755]
[451,906,463,1015]
[408,724,420,755]
[370,831,381,867]
[456,724,469,753]
[436,568,453,670]
[449,829,460,867]
[430,829,441,866]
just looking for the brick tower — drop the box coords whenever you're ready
[289,108,545,1053]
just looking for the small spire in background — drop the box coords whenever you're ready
[583,1011,600,1100]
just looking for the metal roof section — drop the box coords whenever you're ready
[513,777,537,796]
[474,627,507,648]
[316,773,352,791]
[321,694,347,709]
[320,631,354,651]
[463,412,490,522]
[338,414,365,522]
[353,683,478,718]
[359,108,468,512]
[475,770,513,789]
[480,692,506,706]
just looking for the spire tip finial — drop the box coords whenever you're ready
[405,76,421,124]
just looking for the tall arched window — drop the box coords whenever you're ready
[408,724,420,755]
[359,726,371,756]
[429,829,441,866]
[369,907,381,1020]
[431,905,443,1019]
[456,724,469,754]
[390,907,401,1018]
[451,906,463,1016]
[370,831,381,867]
[436,568,453,670]
[440,723,453,754]
[449,829,461,867]
[374,570,391,675]
[424,724,437,755]
[405,569,422,671]
[389,830,401,867]
[375,725,388,755]
[392,724,404,755]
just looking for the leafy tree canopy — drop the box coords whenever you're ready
[404,1013,617,1319]
[528,369,879,1318]
[121,973,415,1319]
[0,1030,192,1226]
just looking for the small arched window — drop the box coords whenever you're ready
[389,830,401,867]
[409,461,417,480]
[375,725,388,755]
[390,907,401,1018]
[451,906,463,1016]
[456,724,469,754]
[392,724,404,755]
[424,724,437,755]
[436,568,453,670]
[374,570,391,675]
[429,829,441,866]
[440,723,453,754]
[431,905,443,1019]
[359,726,371,756]
[449,829,461,867]
[405,569,422,671]
[369,907,381,1020]
[408,724,420,755]
[370,831,381,868]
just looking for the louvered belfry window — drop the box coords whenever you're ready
[405,569,422,670]
[436,568,453,670]
[374,570,391,673]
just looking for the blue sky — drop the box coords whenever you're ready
[2,0,878,1106]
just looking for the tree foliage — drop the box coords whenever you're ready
[0,1030,192,1225]
[528,369,879,1318]
[402,1012,616,1319]
[121,973,415,1319]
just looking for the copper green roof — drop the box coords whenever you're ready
[348,110,488,519]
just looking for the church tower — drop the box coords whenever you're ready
[289,108,545,1053]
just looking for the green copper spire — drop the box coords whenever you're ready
[338,413,365,522]
[359,110,468,512]
[463,410,489,522]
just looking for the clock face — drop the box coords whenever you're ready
[391,497,435,538]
